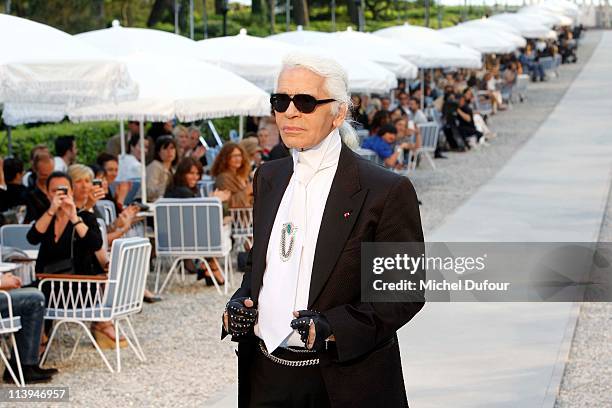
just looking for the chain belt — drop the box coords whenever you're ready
[258,341,320,367]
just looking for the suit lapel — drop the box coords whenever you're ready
[308,145,367,307]
[251,157,293,300]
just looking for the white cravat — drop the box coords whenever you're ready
[256,128,341,352]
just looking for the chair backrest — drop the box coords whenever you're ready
[153,198,225,255]
[355,148,383,166]
[197,179,216,197]
[95,200,117,226]
[97,218,108,253]
[0,224,39,260]
[417,122,440,152]
[230,207,253,237]
[356,129,370,145]
[124,178,142,204]
[516,74,529,93]
[103,237,152,315]
[539,56,554,71]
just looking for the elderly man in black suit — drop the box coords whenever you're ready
[222,52,425,408]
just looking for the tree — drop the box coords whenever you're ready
[147,0,173,27]
[292,0,308,26]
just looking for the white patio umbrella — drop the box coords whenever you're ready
[491,13,558,39]
[75,20,197,58]
[519,7,574,26]
[373,24,482,69]
[196,28,297,92]
[0,14,136,106]
[64,54,269,204]
[440,25,525,54]
[268,27,417,79]
[461,18,523,37]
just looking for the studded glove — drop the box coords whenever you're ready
[224,297,257,337]
[290,310,333,351]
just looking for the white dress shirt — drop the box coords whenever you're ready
[255,128,341,350]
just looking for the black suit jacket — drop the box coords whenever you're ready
[228,143,425,408]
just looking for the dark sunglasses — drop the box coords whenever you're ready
[270,93,336,114]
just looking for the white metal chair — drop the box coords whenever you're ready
[355,148,383,166]
[153,198,232,295]
[95,200,117,226]
[230,207,253,251]
[38,237,152,373]
[0,291,25,386]
[514,74,529,103]
[197,177,216,197]
[414,122,440,170]
[0,224,38,285]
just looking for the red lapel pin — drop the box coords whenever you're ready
[343,211,351,219]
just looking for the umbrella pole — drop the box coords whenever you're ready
[420,69,425,110]
[120,121,126,156]
[140,121,147,205]
[239,116,244,140]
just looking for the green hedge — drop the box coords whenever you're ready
[0,117,241,166]
[0,121,119,165]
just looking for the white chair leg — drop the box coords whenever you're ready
[39,320,67,368]
[153,256,162,293]
[10,334,25,387]
[0,335,24,387]
[200,258,223,295]
[425,152,436,170]
[76,321,115,373]
[114,320,121,374]
[157,257,182,295]
[122,317,146,362]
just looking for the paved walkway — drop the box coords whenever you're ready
[400,31,612,408]
[206,32,612,407]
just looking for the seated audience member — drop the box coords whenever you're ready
[407,97,428,125]
[397,92,411,116]
[257,127,275,161]
[0,277,58,383]
[350,94,370,130]
[22,144,50,189]
[164,157,228,285]
[106,121,139,157]
[96,153,130,211]
[239,137,263,171]
[146,136,177,202]
[147,121,174,143]
[26,171,127,348]
[117,133,149,182]
[24,153,55,223]
[389,107,404,122]
[53,136,77,172]
[456,93,484,147]
[164,157,203,199]
[0,157,27,212]
[362,124,411,169]
[394,117,421,158]
[369,110,391,136]
[380,96,392,113]
[183,126,208,167]
[173,125,191,158]
[210,143,253,208]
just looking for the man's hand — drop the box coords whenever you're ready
[0,273,22,290]
[223,297,257,338]
[290,310,333,351]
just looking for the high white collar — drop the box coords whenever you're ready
[291,127,341,176]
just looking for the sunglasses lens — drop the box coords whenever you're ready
[271,94,291,112]
[293,94,318,113]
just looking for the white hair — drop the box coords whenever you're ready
[277,52,359,150]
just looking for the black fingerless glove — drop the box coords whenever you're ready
[290,310,333,351]
[225,297,257,337]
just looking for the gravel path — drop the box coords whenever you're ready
[7,31,603,407]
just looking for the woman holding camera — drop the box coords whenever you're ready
[27,171,128,349]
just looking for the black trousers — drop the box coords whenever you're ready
[248,347,331,408]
